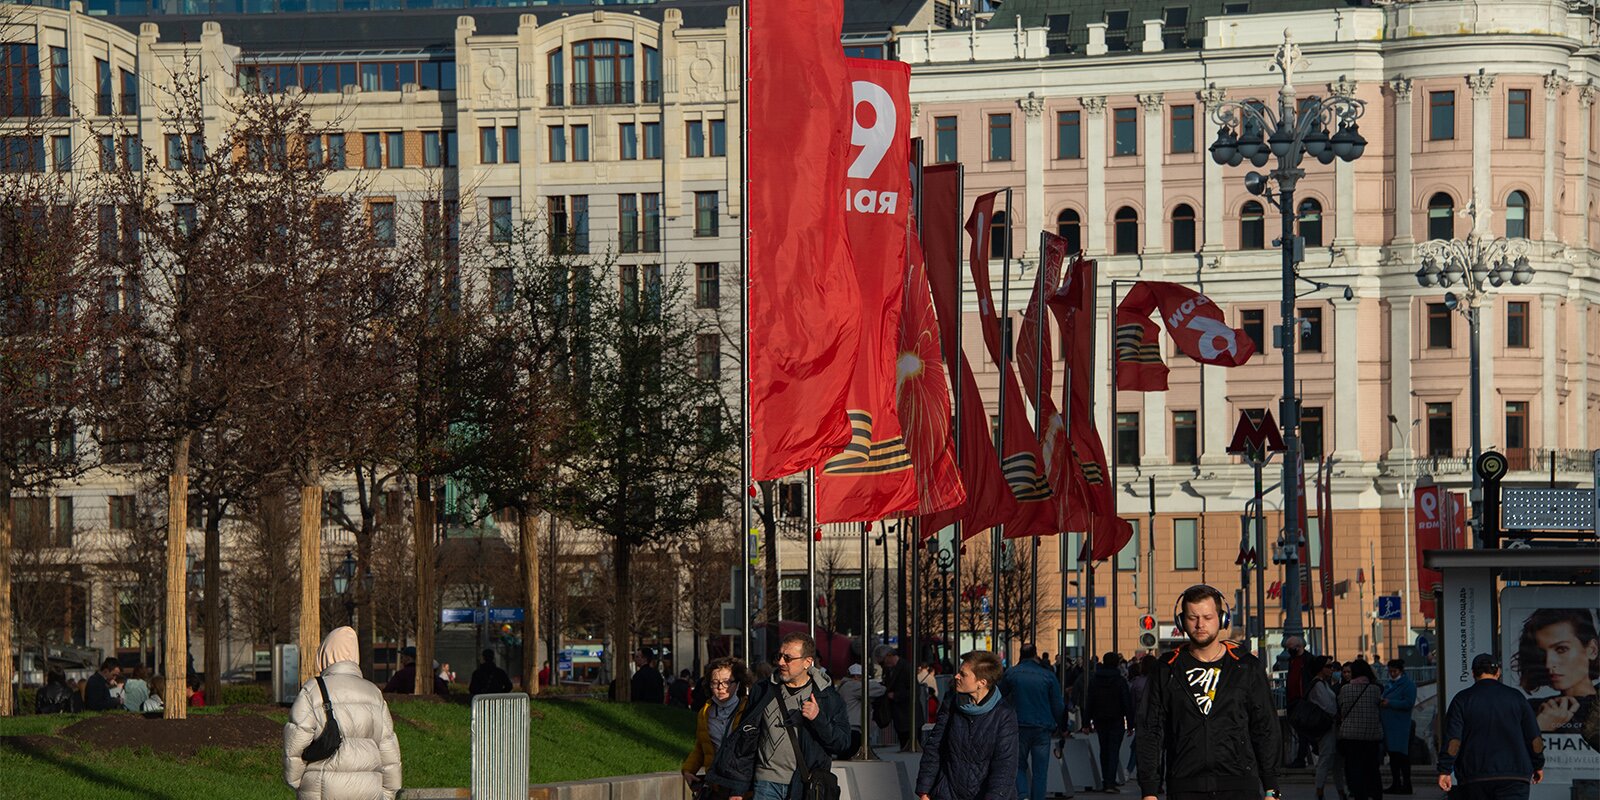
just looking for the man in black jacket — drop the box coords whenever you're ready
[468,648,513,697]
[84,658,121,711]
[707,632,851,800]
[1086,653,1134,792]
[1137,584,1281,800]
[631,647,665,704]
[1437,654,1544,800]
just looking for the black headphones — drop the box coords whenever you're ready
[1172,584,1232,632]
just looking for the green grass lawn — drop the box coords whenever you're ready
[0,697,695,800]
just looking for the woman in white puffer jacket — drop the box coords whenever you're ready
[284,626,404,799]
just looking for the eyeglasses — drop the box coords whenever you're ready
[776,652,809,664]
[710,679,736,688]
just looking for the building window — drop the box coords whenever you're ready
[479,126,498,165]
[491,267,513,313]
[697,333,720,380]
[1105,9,1131,52]
[1170,104,1194,153]
[695,191,719,237]
[1427,301,1452,348]
[571,125,589,162]
[1173,518,1198,570]
[1241,309,1265,353]
[1057,110,1080,159]
[95,58,111,115]
[1117,520,1139,570]
[1297,198,1323,247]
[709,119,727,156]
[98,135,115,172]
[548,125,566,162]
[1301,406,1324,460]
[1173,410,1198,465]
[489,197,513,244]
[422,130,442,167]
[51,135,70,172]
[385,131,403,168]
[643,121,662,159]
[1426,402,1453,456]
[570,39,635,105]
[546,49,564,105]
[934,116,957,163]
[1505,401,1528,452]
[1113,107,1137,155]
[686,119,704,158]
[1170,204,1196,252]
[570,195,588,254]
[1506,300,1529,348]
[642,193,661,252]
[696,263,720,309]
[55,496,74,542]
[1429,91,1455,140]
[1506,191,1529,239]
[120,68,137,116]
[988,113,1012,161]
[990,211,1008,260]
[1240,201,1265,249]
[1114,206,1139,255]
[1428,192,1455,241]
[503,126,520,163]
[1115,412,1140,466]
[368,200,395,247]
[327,133,345,169]
[109,495,136,529]
[1046,13,1073,54]
[360,132,381,168]
[619,194,639,253]
[1299,306,1323,353]
[49,46,68,116]
[1507,89,1530,139]
[1057,209,1081,254]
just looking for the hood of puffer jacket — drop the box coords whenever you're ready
[318,627,359,673]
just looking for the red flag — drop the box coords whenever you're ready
[1319,460,1335,611]
[1016,232,1068,405]
[997,360,1059,539]
[1297,452,1313,610]
[1115,308,1170,391]
[921,164,961,359]
[920,353,1018,540]
[896,222,965,516]
[747,0,860,480]
[816,59,915,523]
[963,192,1005,365]
[1116,281,1256,377]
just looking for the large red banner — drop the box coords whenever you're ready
[921,165,961,359]
[816,59,916,523]
[747,0,859,480]
[896,224,965,516]
[1318,460,1335,611]
[1415,485,1466,619]
[920,353,1018,540]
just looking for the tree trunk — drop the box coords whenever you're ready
[0,472,14,717]
[519,508,541,696]
[203,501,222,706]
[357,513,375,679]
[297,483,324,687]
[611,541,633,702]
[165,434,191,719]
[413,474,434,695]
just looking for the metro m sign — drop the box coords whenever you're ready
[1226,409,1286,457]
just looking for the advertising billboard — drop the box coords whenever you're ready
[1499,586,1600,789]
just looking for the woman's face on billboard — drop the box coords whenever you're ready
[1535,621,1599,694]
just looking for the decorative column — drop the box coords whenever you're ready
[1335,298,1361,460]
[1576,299,1590,446]
[1542,294,1559,448]
[1542,73,1566,240]
[1579,86,1597,249]
[1020,92,1047,261]
[1467,70,1496,235]
[1331,78,1356,246]
[1083,96,1108,254]
[1386,298,1414,459]
[1389,78,1414,243]
[1201,84,1228,253]
[1139,92,1165,253]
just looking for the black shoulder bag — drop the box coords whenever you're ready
[301,676,344,763]
[785,695,840,800]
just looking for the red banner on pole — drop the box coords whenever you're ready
[895,220,965,516]
[920,353,1018,540]
[1114,281,1256,390]
[816,59,916,523]
[920,164,961,359]
[1319,460,1335,611]
[747,0,859,480]
[1415,485,1467,619]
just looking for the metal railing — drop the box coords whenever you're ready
[641,80,661,104]
[570,81,633,106]
[546,82,563,107]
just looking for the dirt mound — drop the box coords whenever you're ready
[4,706,284,759]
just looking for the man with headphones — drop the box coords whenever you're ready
[1135,585,1281,800]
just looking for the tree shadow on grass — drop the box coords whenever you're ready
[1,738,178,800]
[549,702,692,763]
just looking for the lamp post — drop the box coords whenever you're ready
[934,546,954,669]
[333,550,356,627]
[1412,203,1533,549]
[1209,32,1366,641]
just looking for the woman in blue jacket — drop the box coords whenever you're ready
[1379,659,1416,795]
[916,651,1020,800]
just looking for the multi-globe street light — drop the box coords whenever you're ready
[1413,203,1533,547]
[1209,32,1366,641]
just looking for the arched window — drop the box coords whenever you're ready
[1056,209,1081,255]
[1297,199,1323,248]
[1114,206,1139,255]
[1170,204,1196,253]
[990,210,1009,260]
[1240,201,1265,250]
[1505,191,1529,239]
[1427,192,1455,241]
[571,39,635,104]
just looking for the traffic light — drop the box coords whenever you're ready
[1138,615,1158,649]
[1139,615,1156,631]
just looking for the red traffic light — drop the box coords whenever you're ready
[1139,615,1156,631]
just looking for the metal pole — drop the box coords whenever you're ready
[1109,279,1122,656]
[908,518,922,752]
[1277,97,1306,641]
[807,470,816,640]
[882,523,891,647]
[952,166,965,659]
[1468,301,1484,548]
[992,187,1012,654]
[738,0,752,664]
[1147,476,1156,626]
[1032,230,1046,650]
[858,521,875,760]
[1254,460,1267,646]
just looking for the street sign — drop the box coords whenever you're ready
[1226,409,1286,456]
[1063,596,1107,609]
[1416,634,1431,660]
[1376,595,1402,621]
[556,652,572,675]
[487,607,524,624]
[441,608,475,624]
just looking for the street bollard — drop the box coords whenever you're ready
[471,693,529,800]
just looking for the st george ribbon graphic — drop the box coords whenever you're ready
[1114,281,1256,392]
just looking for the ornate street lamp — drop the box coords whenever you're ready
[1209,32,1366,641]
[333,550,356,626]
[1413,202,1533,547]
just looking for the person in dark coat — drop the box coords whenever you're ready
[998,644,1066,800]
[1380,659,1417,795]
[882,648,915,747]
[915,650,1021,800]
[1085,652,1134,792]
[1438,654,1545,800]
[631,647,666,704]
[670,669,694,709]
[35,669,83,714]
[705,632,851,800]
[84,658,122,711]
[383,650,448,696]
[468,648,513,697]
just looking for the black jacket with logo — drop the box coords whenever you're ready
[1135,641,1282,796]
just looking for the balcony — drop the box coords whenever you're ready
[2,95,44,117]
[569,82,633,106]
[95,92,113,116]
[1389,448,1592,478]
[546,82,564,107]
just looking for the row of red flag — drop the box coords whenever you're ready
[746,0,1255,560]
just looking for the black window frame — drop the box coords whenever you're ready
[988,112,1013,161]
[1173,409,1198,465]
[1170,103,1195,153]
[1113,107,1138,156]
[1429,91,1455,141]
[1427,302,1453,349]
[1170,203,1196,252]
[1115,411,1140,466]
[1506,300,1529,348]
[1114,206,1139,255]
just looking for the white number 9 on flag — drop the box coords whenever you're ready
[848,79,895,180]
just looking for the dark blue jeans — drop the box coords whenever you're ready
[1015,725,1053,800]
[1095,724,1125,789]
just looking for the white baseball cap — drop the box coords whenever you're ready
[847,664,864,676]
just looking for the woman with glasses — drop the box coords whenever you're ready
[683,657,751,799]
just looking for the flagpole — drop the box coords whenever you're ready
[1061,301,1073,676]
[952,165,964,664]
[858,521,876,761]
[993,186,1012,655]
[738,0,752,664]
[807,469,816,640]
[1109,278,1122,656]
[1032,230,1046,649]
[1082,262,1098,665]
[907,147,924,752]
